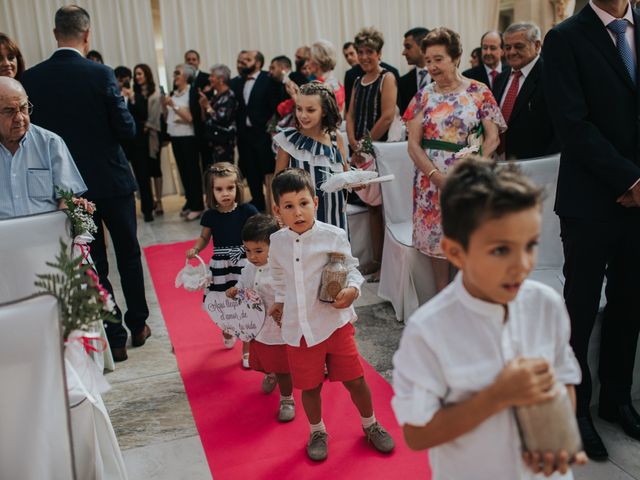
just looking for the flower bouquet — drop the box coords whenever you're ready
[351,131,382,206]
[56,187,98,260]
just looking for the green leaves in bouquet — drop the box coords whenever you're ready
[35,239,117,339]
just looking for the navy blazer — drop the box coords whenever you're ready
[230,71,278,133]
[21,50,136,200]
[493,57,558,160]
[543,5,640,220]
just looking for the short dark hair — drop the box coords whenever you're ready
[271,55,292,70]
[241,214,279,243]
[204,162,244,209]
[294,81,341,133]
[114,66,132,79]
[255,51,265,68]
[55,5,90,40]
[271,168,315,205]
[86,50,103,63]
[480,30,504,49]
[343,41,355,50]
[441,156,543,249]
[185,49,200,61]
[421,27,463,60]
[404,27,430,44]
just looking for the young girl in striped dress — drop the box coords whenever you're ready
[273,81,349,231]
[186,163,258,367]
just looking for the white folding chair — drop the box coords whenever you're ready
[376,142,436,321]
[0,294,76,480]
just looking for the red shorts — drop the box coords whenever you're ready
[249,341,290,374]
[286,323,364,390]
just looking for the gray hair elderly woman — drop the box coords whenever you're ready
[198,63,238,164]
[286,39,346,111]
[162,63,204,220]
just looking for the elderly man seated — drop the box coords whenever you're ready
[0,77,86,219]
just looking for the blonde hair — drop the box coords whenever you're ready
[204,162,244,209]
[354,27,385,53]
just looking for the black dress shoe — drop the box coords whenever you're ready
[132,324,151,347]
[599,403,640,441]
[111,346,128,362]
[143,213,154,222]
[577,416,608,461]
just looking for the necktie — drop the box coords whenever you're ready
[489,69,498,87]
[498,70,522,154]
[607,19,636,84]
[417,69,427,89]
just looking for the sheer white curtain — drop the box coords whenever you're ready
[159,0,499,86]
[0,0,156,72]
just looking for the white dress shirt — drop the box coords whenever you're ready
[499,55,540,108]
[416,67,430,89]
[590,0,636,62]
[392,273,581,480]
[484,63,503,88]
[236,261,283,345]
[269,221,364,347]
[243,72,258,127]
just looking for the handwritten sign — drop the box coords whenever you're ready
[203,289,265,341]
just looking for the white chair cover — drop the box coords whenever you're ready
[0,211,115,371]
[0,294,76,480]
[375,141,436,321]
[347,203,373,267]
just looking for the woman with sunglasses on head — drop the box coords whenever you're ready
[162,63,204,221]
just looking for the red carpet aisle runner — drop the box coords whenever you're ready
[145,241,430,480]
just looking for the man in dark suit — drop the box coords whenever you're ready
[398,27,430,115]
[493,22,557,159]
[543,0,640,460]
[462,31,509,91]
[344,58,400,112]
[185,49,213,169]
[21,5,150,362]
[230,50,278,211]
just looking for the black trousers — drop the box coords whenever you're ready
[171,136,204,211]
[560,216,640,416]
[129,136,154,216]
[237,127,275,212]
[91,193,149,348]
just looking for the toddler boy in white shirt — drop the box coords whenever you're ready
[392,157,587,479]
[226,214,295,422]
[268,168,395,461]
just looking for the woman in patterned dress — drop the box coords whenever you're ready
[404,28,506,292]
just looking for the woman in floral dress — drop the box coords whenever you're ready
[404,28,506,292]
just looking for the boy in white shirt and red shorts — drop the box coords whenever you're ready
[268,168,395,461]
[392,157,588,479]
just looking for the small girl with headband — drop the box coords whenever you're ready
[186,162,258,367]
[273,81,349,231]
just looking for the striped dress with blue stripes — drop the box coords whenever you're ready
[273,128,348,232]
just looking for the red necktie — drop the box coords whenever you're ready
[489,69,498,87]
[498,70,522,154]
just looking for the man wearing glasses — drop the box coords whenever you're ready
[0,76,86,218]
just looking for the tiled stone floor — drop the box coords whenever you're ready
[102,195,640,480]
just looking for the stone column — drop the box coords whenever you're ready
[512,0,575,36]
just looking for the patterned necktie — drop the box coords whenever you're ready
[497,70,522,154]
[489,69,498,87]
[607,19,636,84]
[417,69,427,89]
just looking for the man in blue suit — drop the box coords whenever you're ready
[22,5,150,362]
